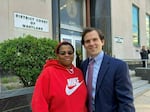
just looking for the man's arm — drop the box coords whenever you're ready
[115,61,135,112]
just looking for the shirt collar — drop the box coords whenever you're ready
[90,51,104,64]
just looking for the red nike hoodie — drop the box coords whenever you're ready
[31,59,87,112]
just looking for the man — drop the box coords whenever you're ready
[80,27,135,112]
[140,45,150,67]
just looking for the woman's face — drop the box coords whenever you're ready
[57,45,74,68]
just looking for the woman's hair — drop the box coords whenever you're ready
[81,27,104,45]
[55,41,74,54]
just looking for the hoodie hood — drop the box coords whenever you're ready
[43,59,75,71]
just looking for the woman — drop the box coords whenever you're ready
[31,41,87,112]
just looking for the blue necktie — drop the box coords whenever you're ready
[87,59,94,112]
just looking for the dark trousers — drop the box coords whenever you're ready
[142,59,148,67]
[142,61,146,67]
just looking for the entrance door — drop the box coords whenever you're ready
[61,34,83,67]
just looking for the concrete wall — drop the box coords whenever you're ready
[146,0,150,14]
[0,0,9,41]
[0,87,33,112]
[0,0,53,42]
[135,68,150,83]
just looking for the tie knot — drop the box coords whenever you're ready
[89,58,94,61]
[89,58,94,65]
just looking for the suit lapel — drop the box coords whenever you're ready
[96,55,110,94]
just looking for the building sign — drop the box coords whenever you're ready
[14,12,49,32]
[114,37,124,43]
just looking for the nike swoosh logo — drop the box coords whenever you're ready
[65,81,83,95]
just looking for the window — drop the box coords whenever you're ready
[146,14,150,47]
[132,5,140,46]
[59,0,83,28]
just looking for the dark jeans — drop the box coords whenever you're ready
[142,59,147,67]
[142,61,145,67]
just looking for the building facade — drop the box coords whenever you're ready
[111,0,150,59]
[0,0,53,40]
[0,0,150,61]
[1,1,150,111]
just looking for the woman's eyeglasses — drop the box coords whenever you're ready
[58,51,74,55]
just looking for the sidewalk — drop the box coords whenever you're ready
[134,90,150,112]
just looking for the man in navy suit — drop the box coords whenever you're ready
[80,27,135,112]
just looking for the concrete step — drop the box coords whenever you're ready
[133,84,150,97]
[132,80,149,89]
[129,70,136,76]
[130,76,141,82]
[129,69,150,98]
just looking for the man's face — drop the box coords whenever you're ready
[83,30,104,57]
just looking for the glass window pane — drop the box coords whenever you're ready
[132,5,140,46]
[146,15,150,47]
[60,0,83,28]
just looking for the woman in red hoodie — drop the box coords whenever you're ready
[31,41,87,112]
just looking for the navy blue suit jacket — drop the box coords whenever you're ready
[80,54,135,112]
